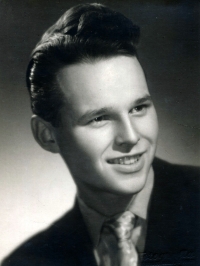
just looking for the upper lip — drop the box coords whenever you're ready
[107,151,145,162]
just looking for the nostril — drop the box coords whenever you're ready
[115,134,140,147]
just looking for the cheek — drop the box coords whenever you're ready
[149,112,159,143]
[68,127,113,159]
[139,110,159,143]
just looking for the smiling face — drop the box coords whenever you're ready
[55,56,158,197]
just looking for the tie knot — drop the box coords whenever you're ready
[105,211,136,241]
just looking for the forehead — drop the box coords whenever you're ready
[57,56,148,114]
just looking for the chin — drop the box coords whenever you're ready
[104,175,147,196]
[123,182,146,195]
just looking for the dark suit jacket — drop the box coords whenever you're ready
[2,158,200,266]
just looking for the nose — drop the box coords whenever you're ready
[114,116,140,147]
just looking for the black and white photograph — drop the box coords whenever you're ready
[0,0,199,265]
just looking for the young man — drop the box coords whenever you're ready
[2,3,199,266]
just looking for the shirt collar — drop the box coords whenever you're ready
[78,166,154,247]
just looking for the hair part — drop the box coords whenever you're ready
[27,3,140,127]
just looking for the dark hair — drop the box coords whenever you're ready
[27,3,140,127]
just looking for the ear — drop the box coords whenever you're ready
[31,115,60,153]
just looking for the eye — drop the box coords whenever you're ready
[93,116,105,122]
[130,104,148,115]
[89,115,109,127]
[135,105,146,112]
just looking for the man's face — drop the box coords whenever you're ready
[55,56,158,196]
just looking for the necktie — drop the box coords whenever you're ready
[98,211,139,266]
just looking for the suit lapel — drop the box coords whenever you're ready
[144,158,174,253]
[68,201,98,266]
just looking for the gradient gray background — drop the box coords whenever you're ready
[0,0,199,261]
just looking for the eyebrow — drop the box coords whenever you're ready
[77,94,152,124]
[77,107,113,124]
[134,94,152,105]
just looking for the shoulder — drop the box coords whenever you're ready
[152,157,200,210]
[152,158,200,238]
[145,158,200,263]
[153,157,200,191]
[2,202,93,266]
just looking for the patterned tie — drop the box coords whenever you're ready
[98,211,139,266]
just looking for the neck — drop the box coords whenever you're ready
[76,167,154,217]
[77,185,134,217]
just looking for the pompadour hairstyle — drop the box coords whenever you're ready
[27,3,140,127]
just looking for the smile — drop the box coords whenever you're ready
[107,155,140,165]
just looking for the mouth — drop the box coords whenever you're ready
[107,154,141,165]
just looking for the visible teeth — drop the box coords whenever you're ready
[124,157,131,165]
[114,159,118,164]
[109,155,140,165]
[119,158,123,165]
